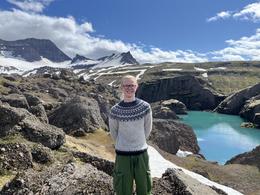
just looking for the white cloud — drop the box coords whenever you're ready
[207,11,231,22]
[7,0,54,13]
[0,9,208,64]
[233,2,260,22]
[208,2,260,22]
[210,28,260,61]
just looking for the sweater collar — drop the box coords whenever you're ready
[119,97,140,107]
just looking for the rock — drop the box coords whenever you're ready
[239,96,260,127]
[72,151,114,176]
[1,163,113,194]
[137,75,224,110]
[152,168,223,195]
[161,99,187,114]
[240,122,255,128]
[23,93,43,106]
[59,69,78,81]
[149,119,199,154]
[49,96,106,135]
[0,143,33,174]
[48,87,68,99]
[215,83,260,114]
[22,117,65,149]
[31,145,53,164]
[0,104,65,149]
[152,104,179,119]
[1,94,29,109]
[2,74,20,82]
[225,145,260,169]
[149,119,180,154]
[28,104,48,123]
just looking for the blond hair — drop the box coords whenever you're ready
[120,75,138,86]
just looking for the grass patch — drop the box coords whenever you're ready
[0,172,15,190]
[208,75,260,95]
[64,128,115,161]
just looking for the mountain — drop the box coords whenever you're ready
[94,51,139,69]
[0,38,139,74]
[0,38,71,62]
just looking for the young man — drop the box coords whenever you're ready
[109,75,153,195]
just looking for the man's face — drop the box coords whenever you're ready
[121,78,138,98]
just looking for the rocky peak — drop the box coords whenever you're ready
[120,51,139,65]
[71,54,92,64]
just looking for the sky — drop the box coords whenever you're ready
[0,0,260,63]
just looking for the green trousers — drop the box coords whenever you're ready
[113,151,152,195]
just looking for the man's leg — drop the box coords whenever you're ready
[113,154,134,195]
[134,151,152,195]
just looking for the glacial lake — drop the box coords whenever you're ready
[178,111,260,165]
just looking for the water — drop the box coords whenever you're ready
[178,111,260,164]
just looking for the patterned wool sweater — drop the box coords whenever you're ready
[109,97,152,153]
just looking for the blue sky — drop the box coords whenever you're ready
[0,0,260,63]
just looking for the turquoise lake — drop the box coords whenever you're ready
[178,111,260,165]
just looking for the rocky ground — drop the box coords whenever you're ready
[0,70,259,195]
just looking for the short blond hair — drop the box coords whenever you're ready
[120,75,138,86]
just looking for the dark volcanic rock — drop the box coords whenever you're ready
[31,145,53,164]
[149,119,199,154]
[0,163,113,195]
[22,117,65,149]
[239,95,260,127]
[152,168,222,195]
[137,75,224,110]
[0,104,65,149]
[1,94,29,109]
[0,143,33,173]
[71,54,92,64]
[215,83,260,115]
[225,145,260,169]
[72,151,114,176]
[49,96,106,135]
[28,104,48,123]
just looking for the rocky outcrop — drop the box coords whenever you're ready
[49,96,106,136]
[215,83,260,115]
[72,151,114,176]
[152,168,226,195]
[239,95,260,127]
[1,94,29,109]
[0,143,33,174]
[31,144,53,164]
[137,75,224,110]
[0,104,65,149]
[1,163,113,195]
[161,99,187,114]
[152,104,179,119]
[225,145,260,169]
[149,119,199,154]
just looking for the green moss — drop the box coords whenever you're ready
[0,172,15,190]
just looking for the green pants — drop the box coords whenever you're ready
[113,151,152,195]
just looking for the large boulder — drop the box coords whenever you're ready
[0,94,29,109]
[239,95,260,127]
[1,163,113,195]
[0,104,65,149]
[161,99,187,114]
[149,119,199,154]
[137,75,224,110]
[225,145,260,169]
[152,168,226,195]
[215,83,260,115]
[152,105,179,119]
[49,96,106,136]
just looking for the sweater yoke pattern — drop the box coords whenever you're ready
[109,98,151,121]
